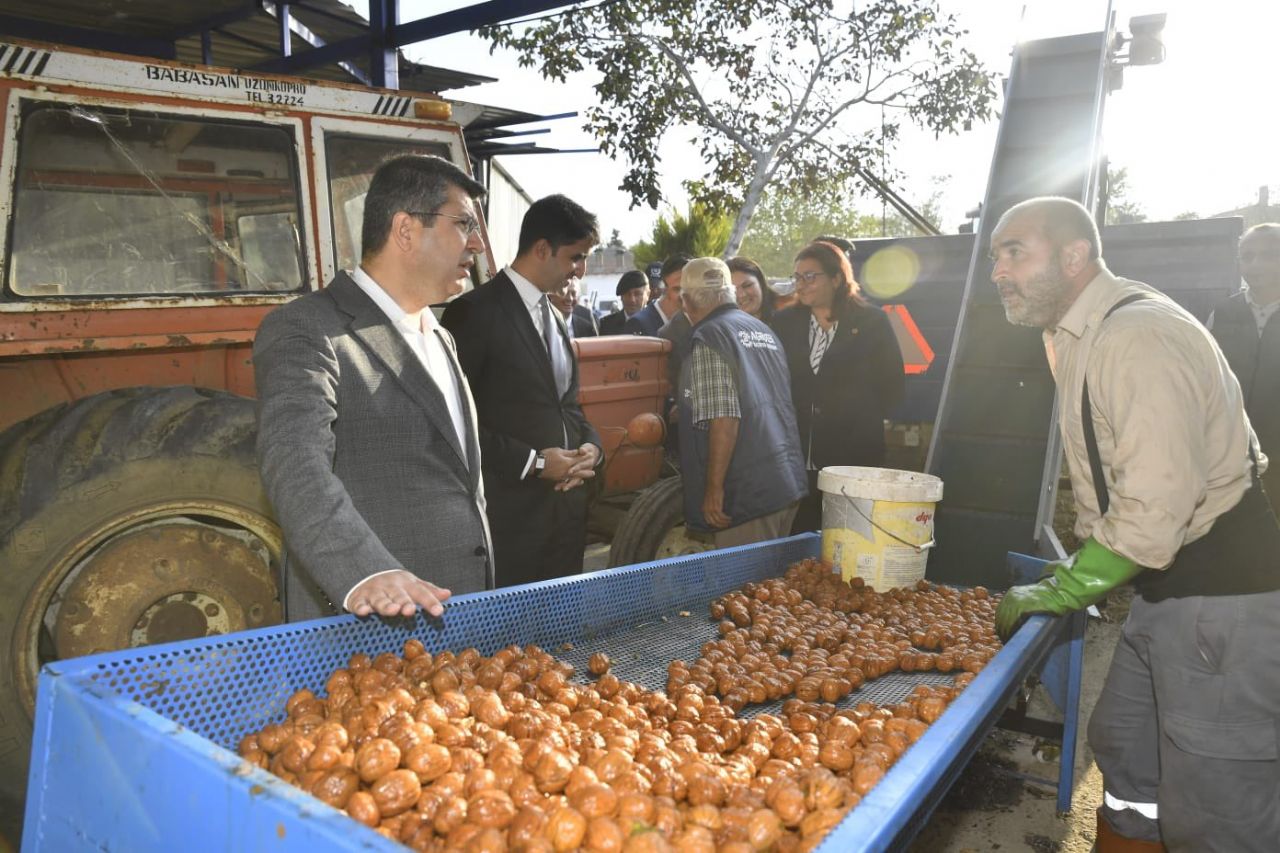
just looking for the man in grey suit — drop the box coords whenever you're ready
[254,155,493,622]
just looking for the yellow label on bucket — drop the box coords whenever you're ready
[822,496,935,591]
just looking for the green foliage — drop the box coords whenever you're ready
[630,202,732,265]
[1105,166,1147,225]
[1172,210,1200,221]
[480,0,996,252]
[738,176,941,278]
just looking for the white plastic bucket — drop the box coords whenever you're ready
[817,466,944,591]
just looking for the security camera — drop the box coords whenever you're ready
[1127,13,1167,66]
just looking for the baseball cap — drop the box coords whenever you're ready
[680,257,732,292]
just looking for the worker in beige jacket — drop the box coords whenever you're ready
[991,197,1280,852]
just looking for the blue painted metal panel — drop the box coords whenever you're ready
[23,537,1073,851]
[390,0,573,47]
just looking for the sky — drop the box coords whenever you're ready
[353,0,1279,244]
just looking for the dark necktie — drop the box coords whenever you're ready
[540,295,572,398]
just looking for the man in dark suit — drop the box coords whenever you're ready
[572,303,599,337]
[549,276,598,337]
[1208,223,1280,497]
[624,254,689,335]
[599,270,649,334]
[442,195,603,587]
[254,154,493,622]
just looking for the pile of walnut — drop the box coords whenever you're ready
[237,560,1000,851]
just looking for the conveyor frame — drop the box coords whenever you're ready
[22,535,1082,851]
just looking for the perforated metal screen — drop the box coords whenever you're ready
[76,536,835,749]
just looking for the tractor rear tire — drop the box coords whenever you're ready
[608,475,714,568]
[0,386,283,804]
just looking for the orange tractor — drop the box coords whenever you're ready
[0,38,685,799]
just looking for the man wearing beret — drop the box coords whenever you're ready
[600,270,649,334]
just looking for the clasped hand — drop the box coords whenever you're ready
[538,444,599,492]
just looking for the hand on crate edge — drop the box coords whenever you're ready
[994,537,1140,641]
[346,570,451,618]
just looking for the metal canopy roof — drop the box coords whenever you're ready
[0,0,593,159]
[0,0,505,93]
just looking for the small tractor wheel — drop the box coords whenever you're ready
[608,475,714,568]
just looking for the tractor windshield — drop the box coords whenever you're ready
[6,102,306,298]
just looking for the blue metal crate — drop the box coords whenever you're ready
[23,535,1077,852]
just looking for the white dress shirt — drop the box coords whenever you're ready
[508,265,550,337]
[350,267,470,452]
[1205,281,1280,337]
[654,300,671,326]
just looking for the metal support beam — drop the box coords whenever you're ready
[470,146,598,156]
[392,0,574,46]
[253,0,573,77]
[0,14,176,59]
[854,166,942,236]
[468,127,552,140]
[166,3,261,40]
[277,3,292,57]
[258,0,369,85]
[368,0,399,89]
[200,31,213,65]
[466,110,578,131]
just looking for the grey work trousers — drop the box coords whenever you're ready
[712,502,799,549]
[1088,588,1280,851]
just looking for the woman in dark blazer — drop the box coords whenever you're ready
[771,240,905,534]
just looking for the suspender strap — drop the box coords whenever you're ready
[1081,293,1151,515]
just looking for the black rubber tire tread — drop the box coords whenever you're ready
[608,474,687,568]
[0,387,257,538]
[0,386,274,805]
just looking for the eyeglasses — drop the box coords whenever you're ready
[409,211,482,236]
[792,270,827,285]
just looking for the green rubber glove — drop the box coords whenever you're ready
[995,537,1141,641]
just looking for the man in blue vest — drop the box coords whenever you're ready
[1208,223,1280,497]
[676,257,807,547]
